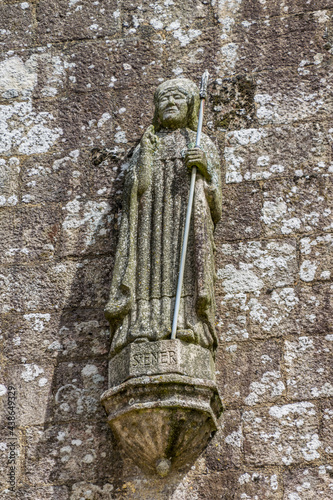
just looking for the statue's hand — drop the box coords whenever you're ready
[185,147,210,180]
[141,125,159,151]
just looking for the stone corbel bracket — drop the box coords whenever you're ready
[101,339,223,476]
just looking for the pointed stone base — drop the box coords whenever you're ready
[101,340,222,477]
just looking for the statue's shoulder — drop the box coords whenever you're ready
[130,143,141,162]
[119,144,141,190]
[200,132,220,160]
[125,143,141,169]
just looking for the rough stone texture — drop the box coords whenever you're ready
[320,399,333,457]
[243,402,322,466]
[25,422,117,486]
[0,0,332,498]
[217,339,286,407]
[285,336,333,400]
[283,465,333,499]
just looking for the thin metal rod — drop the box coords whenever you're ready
[171,98,205,339]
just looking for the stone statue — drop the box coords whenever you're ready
[105,77,222,357]
[101,77,223,476]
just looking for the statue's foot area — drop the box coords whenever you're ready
[176,329,195,343]
[129,329,154,343]
[132,337,149,344]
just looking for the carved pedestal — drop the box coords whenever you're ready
[101,340,223,476]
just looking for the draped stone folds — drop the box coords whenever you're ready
[105,127,222,356]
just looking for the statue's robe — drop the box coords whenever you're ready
[105,127,222,356]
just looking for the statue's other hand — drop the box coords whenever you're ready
[141,125,159,151]
[185,147,210,180]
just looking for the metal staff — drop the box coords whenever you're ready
[171,70,209,340]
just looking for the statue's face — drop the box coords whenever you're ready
[157,89,188,129]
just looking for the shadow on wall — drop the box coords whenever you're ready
[23,146,201,500]
[16,147,125,497]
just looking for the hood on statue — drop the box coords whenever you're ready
[153,78,200,131]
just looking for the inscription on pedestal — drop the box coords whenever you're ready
[132,349,177,367]
[108,339,215,387]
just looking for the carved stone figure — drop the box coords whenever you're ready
[105,78,222,356]
[101,77,223,476]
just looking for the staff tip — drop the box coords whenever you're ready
[199,70,210,99]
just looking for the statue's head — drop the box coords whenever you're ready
[153,78,200,131]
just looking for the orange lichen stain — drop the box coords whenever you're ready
[122,482,136,493]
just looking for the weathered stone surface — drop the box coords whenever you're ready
[232,12,330,75]
[55,310,110,360]
[299,234,333,283]
[299,284,333,336]
[161,27,220,81]
[214,239,301,349]
[36,0,120,43]
[223,122,333,183]
[2,310,109,364]
[243,402,322,466]
[109,87,155,145]
[283,465,333,499]
[122,0,214,33]
[204,410,243,470]
[0,258,113,314]
[216,290,251,343]
[285,336,333,400]
[1,364,55,427]
[0,206,62,266]
[241,0,333,18]
[51,360,107,423]
[0,2,34,52]
[66,39,164,93]
[254,67,333,126]
[173,468,283,500]
[262,176,333,236]
[70,482,113,500]
[56,92,116,150]
[320,400,333,456]
[0,211,16,267]
[25,423,116,485]
[216,340,286,406]
[234,469,282,499]
[217,285,300,342]
[90,151,126,203]
[246,287,300,339]
[209,75,257,132]
[1,47,70,101]
[59,196,115,257]
[2,312,61,364]
[108,340,215,386]
[0,156,20,206]
[0,98,63,156]
[217,182,263,240]
[216,239,298,293]
[118,0,219,83]
[20,150,92,205]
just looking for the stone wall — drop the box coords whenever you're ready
[0,0,332,498]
